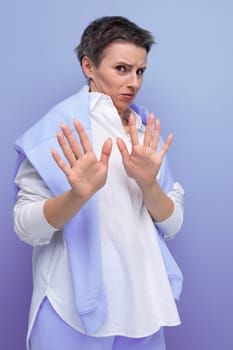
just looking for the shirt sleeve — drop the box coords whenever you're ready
[14,158,60,246]
[155,182,184,240]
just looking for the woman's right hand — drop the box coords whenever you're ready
[51,119,112,200]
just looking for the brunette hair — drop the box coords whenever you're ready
[75,16,155,67]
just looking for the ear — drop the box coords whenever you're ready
[81,56,95,79]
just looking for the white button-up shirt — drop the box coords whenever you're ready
[14,92,184,345]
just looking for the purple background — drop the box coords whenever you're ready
[1,1,233,349]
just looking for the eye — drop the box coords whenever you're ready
[116,65,127,73]
[136,68,146,76]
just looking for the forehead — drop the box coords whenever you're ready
[100,41,147,66]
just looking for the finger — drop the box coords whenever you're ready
[60,123,83,159]
[143,113,154,147]
[56,131,76,167]
[151,119,160,150]
[159,134,173,158]
[128,113,139,146]
[51,149,71,177]
[73,119,93,153]
[100,138,113,167]
[116,137,129,162]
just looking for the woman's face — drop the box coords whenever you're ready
[83,42,147,117]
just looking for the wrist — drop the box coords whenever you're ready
[139,180,174,222]
[68,188,91,205]
[138,179,160,196]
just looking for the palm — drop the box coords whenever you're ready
[117,113,172,188]
[51,119,112,198]
[123,145,163,186]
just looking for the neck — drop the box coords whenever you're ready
[119,109,133,133]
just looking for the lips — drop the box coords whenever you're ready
[121,93,135,101]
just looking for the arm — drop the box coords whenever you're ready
[139,180,174,222]
[44,119,112,228]
[14,119,112,245]
[155,182,184,239]
[117,113,174,222]
[14,158,59,245]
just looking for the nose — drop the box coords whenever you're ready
[127,72,141,90]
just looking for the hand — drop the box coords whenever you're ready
[51,119,112,199]
[116,113,172,190]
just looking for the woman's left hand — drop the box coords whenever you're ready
[117,113,173,190]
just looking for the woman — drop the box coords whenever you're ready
[14,16,184,350]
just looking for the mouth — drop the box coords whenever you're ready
[121,93,135,101]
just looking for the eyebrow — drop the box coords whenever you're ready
[116,62,147,70]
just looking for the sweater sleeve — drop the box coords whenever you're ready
[14,158,60,246]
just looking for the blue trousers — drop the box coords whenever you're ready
[29,298,166,350]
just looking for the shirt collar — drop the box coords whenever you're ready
[89,92,112,112]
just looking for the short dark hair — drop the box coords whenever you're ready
[75,16,155,67]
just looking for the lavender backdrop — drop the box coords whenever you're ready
[1,1,233,349]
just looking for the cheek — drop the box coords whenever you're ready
[101,78,114,91]
[138,76,143,86]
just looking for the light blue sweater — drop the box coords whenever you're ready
[14,85,183,334]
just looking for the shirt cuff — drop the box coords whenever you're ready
[155,181,184,240]
[14,200,59,246]
[155,201,183,240]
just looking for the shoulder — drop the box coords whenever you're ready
[15,85,90,151]
[130,101,149,125]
